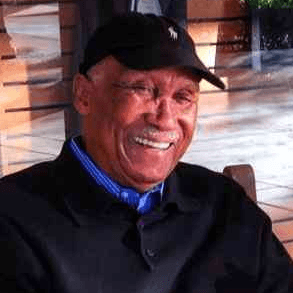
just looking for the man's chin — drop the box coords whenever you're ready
[118,144,178,190]
[121,163,172,191]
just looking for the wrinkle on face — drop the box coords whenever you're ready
[74,56,200,192]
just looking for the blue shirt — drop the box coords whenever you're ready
[67,137,165,214]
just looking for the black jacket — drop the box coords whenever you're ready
[0,141,292,293]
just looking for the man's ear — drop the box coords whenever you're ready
[73,73,92,115]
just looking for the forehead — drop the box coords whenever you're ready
[121,67,200,86]
[88,56,201,89]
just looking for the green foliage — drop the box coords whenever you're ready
[241,0,293,8]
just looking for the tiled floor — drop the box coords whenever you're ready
[0,111,64,176]
[258,202,293,257]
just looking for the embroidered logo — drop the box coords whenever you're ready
[168,26,178,41]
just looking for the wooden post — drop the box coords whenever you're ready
[251,9,262,71]
[0,3,15,59]
[61,0,126,138]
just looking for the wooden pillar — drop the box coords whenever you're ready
[251,9,262,71]
[58,0,81,138]
[0,3,15,59]
[62,0,131,138]
[159,0,187,27]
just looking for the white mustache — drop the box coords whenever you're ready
[141,126,178,141]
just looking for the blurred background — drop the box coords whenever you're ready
[1,0,293,254]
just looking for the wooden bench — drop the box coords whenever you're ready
[223,164,257,202]
[223,164,293,258]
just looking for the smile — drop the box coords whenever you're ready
[133,137,171,150]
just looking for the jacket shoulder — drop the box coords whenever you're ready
[174,162,270,223]
[174,161,241,197]
[0,160,58,194]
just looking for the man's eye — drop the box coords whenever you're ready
[127,85,154,99]
[112,83,153,98]
[175,94,193,104]
[131,86,151,93]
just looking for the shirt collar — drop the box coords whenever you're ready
[54,138,205,227]
[67,137,165,210]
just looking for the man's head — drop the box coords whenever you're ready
[73,13,224,192]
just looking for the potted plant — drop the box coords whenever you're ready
[244,0,293,8]
[240,0,293,71]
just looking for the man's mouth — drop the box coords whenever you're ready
[133,136,172,150]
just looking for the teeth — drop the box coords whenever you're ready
[134,137,171,150]
[142,127,178,140]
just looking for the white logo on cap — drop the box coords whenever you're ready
[168,26,178,41]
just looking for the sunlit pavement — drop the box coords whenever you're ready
[182,85,293,204]
[0,111,65,176]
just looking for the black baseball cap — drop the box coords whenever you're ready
[79,13,225,90]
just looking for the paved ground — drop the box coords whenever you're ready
[182,85,293,203]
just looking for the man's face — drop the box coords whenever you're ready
[74,57,199,192]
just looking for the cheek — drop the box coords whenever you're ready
[180,107,198,136]
[112,95,146,126]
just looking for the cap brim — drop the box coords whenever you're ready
[112,47,225,90]
[187,67,226,90]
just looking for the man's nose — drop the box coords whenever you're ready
[144,98,176,131]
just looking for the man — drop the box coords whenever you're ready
[0,13,292,293]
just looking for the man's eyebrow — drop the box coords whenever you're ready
[122,80,149,85]
[116,77,152,84]
[112,81,152,89]
[180,82,200,92]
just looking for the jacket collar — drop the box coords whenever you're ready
[161,163,204,213]
[55,138,204,226]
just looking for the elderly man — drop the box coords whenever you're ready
[0,13,292,293]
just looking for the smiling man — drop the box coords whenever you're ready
[0,13,292,293]
[74,56,200,192]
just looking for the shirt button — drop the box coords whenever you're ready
[145,249,157,258]
[121,191,128,198]
[137,220,145,228]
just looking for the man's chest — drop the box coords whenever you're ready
[29,208,258,293]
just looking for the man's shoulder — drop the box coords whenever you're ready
[0,141,80,194]
[174,161,238,195]
[173,162,269,223]
[0,148,81,213]
[0,154,70,189]
[175,161,222,178]
[0,160,55,190]
[0,160,59,211]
